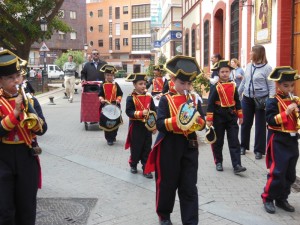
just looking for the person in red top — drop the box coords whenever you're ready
[261,67,300,214]
[145,56,206,225]
[125,73,156,179]
[0,49,47,225]
[206,60,246,174]
[98,65,123,146]
[147,64,166,106]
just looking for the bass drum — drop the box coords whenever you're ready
[99,104,123,131]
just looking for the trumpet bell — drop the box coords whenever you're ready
[20,113,38,129]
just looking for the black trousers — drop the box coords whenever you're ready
[129,121,152,169]
[104,128,118,142]
[241,95,267,154]
[156,133,199,225]
[0,143,39,225]
[211,115,241,167]
[262,131,299,202]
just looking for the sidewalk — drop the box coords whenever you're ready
[34,80,300,225]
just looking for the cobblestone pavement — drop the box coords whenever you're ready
[36,79,300,225]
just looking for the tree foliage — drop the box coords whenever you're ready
[54,50,85,69]
[0,0,71,60]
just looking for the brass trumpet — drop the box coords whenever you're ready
[288,92,300,129]
[18,84,40,130]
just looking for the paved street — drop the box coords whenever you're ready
[35,78,300,225]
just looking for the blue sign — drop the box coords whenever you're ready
[159,31,183,47]
[170,31,182,39]
[153,41,161,48]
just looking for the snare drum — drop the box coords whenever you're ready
[99,104,123,131]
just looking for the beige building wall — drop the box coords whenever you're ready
[86,0,151,73]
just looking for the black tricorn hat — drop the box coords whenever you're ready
[0,49,20,76]
[100,64,118,74]
[268,66,300,82]
[153,64,164,71]
[205,125,217,144]
[164,55,202,82]
[125,73,148,82]
[211,60,234,71]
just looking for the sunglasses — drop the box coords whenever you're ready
[92,53,99,55]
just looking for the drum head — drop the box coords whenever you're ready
[102,105,121,120]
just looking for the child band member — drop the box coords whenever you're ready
[262,67,300,214]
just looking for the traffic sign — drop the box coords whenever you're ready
[39,42,50,52]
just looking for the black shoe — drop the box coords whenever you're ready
[264,201,276,214]
[143,172,153,179]
[216,163,223,171]
[130,166,137,174]
[234,164,247,174]
[240,147,246,155]
[275,200,295,212]
[255,152,262,159]
[107,141,114,146]
[160,219,172,225]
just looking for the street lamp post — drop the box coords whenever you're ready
[84,43,88,61]
[40,18,48,92]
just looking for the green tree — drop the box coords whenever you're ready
[54,50,85,69]
[0,0,71,60]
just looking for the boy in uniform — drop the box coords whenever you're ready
[261,67,300,214]
[125,73,156,179]
[145,56,206,225]
[206,60,246,174]
[0,49,47,224]
[98,64,123,145]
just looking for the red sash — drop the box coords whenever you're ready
[216,82,235,107]
[103,83,117,102]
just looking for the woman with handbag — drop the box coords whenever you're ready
[238,45,275,159]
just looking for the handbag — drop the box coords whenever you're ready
[250,64,268,110]
[253,95,268,110]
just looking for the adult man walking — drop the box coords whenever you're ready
[81,49,107,82]
[63,55,77,103]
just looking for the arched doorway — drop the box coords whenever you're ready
[293,0,300,96]
[214,9,224,58]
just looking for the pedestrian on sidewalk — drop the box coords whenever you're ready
[63,55,77,103]
[238,45,275,159]
[145,56,206,225]
[81,49,107,82]
[206,60,246,174]
[125,73,156,179]
[98,65,123,146]
[0,49,47,225]
[261,66,300,214]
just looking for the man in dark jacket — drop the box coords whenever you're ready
[81,49,107,82]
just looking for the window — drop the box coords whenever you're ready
[70,11,76,19]
[109,22,112,35]
[70,32,77,40]
[89,11,93,17]
[203,20,209,66]
[115,7,120,19]
[109,37,113,50]
[58,31,66,40]
[89,41,94,46]
[132,4,150,19]
[109,6,112,20]
[132,21,150,35]
[185,33,189,55]
[98,40,103,47]
[58,10,64,18]
[230,0,239,59]
[90,26,94,32]
[98,25,103,32]
[123,38,129,46]
[123,22,128,30]
[191,29,196,57]
[98,9,103,17]
[123,6,128,14]
[115,23,120,35]
[115,38,120,50]
[132,38,151,51]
